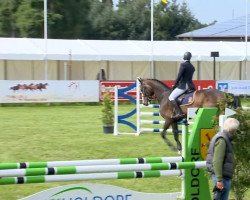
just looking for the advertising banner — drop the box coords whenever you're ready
[22,183,181,200]
[217,80,250,95]
[0,80,99,103]
[100,80,216,100]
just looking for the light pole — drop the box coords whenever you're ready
[44,0,48,80]
[245,0,248,80]
[150,0,154,78]
[210,51,219,80]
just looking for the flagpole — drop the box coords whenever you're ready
[150,0,154,78]
[44,0,48,80]
[245,0,248,80]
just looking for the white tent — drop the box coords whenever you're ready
[0,37,248,61]
[0,37,249,80]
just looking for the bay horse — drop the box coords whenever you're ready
[138,77,240,153]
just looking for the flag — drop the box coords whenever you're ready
[161,0,168,4]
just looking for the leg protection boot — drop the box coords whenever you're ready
[170,100,185,120]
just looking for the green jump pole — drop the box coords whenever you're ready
[0,161,206,178]
[0,170,182,185]
[0,156,182,170]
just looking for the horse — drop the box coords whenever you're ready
[137,77,240,153]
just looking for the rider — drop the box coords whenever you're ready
[168,51,195,120]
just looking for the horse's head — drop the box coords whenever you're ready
[138,77,154,106]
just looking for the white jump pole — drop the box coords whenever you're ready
[114,86,118,136]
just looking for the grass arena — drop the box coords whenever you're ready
[0,100,249,199]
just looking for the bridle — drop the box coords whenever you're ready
[140,84,153,105]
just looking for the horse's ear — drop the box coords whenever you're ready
[137,77,142,84]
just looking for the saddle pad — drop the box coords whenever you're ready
[179,92,194,105]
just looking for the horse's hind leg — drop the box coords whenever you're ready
[161,120,177,151]
[171,122,182,154]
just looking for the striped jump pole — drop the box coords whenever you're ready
[0,161,206,178]
[0,156,182,170]
[0,170,182,185]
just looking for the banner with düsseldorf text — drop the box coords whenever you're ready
[22,183,181,200]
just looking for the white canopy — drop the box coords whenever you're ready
[0,37,248,61]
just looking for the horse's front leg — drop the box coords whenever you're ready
[161,119,177,151]
[171,122,182,154]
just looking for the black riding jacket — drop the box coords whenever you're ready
[174,60,195,90]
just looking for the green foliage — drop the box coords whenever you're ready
[48,0,92,39]
[101,92,114,126]
[0,0,207,40]
[15,0,44,37]
[0,0,21,37]
[231,109,250,200]
[214,94,250,200]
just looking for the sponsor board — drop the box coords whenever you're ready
[0,80,99,103]
[100,80,215,100]
[217,80,250,95]
[21,183,181,200]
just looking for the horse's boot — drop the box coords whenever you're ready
[170,100,185,120]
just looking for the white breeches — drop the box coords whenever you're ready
[169,84,188,101]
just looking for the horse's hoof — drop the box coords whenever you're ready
[161,134,166,139]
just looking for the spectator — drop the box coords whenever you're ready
[206,118,240,200]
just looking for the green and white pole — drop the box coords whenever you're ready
[0,161,205,178]
[181,118,189,199]
[0,156,182,170]
[0,170,182,185]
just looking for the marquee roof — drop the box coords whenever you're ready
[176,15,250,39]
[0,37,248,62]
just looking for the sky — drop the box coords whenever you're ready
[113,0,250,24]
[177,0,249,24]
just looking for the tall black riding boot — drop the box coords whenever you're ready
[170,100,185,120]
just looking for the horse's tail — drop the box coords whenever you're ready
[228,93,241,109]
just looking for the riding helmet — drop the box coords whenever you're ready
[183,52,192,60]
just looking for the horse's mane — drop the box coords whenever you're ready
[146,79,172,90]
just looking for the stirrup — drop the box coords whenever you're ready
[171,113,185,120]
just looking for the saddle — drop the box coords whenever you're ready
[177,89,196,106]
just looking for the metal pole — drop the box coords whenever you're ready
[44,0,48,80]
[213,57,216,80]
[63,62,67,80]
[150,0,154,78]
[245,0,248,80]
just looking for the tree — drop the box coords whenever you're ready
[231,109,250,200]
[49,0,92,39]
[116,0,150,40]
[88,0,124,39]
[0,0,21,37]
[154,1,205,40]
[15,0,44,37]
[0,0,209,40]
[15,0,63,38]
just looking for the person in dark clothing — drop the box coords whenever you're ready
[168,51,195,120]
[206,118,240,200]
